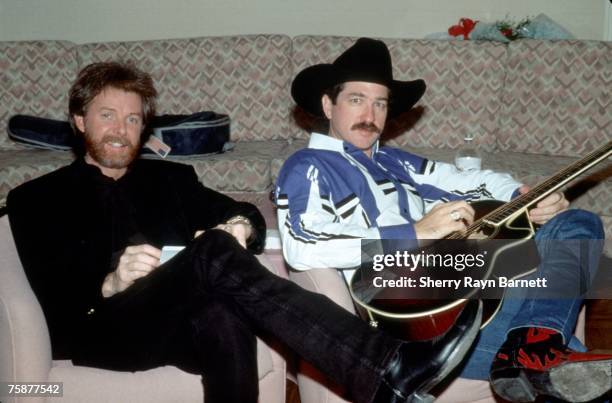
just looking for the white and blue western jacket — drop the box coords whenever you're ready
[275,133,521,281]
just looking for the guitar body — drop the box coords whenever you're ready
[349,200,539,341]
[349,141,611,341]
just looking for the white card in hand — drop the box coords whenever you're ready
[160,246,185,264]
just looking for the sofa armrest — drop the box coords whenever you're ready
[289,268,355,403]
[289,268,356,314]
[254,253,288,403]
[0,215,52,402]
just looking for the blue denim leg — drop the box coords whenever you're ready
[460,209,604,380]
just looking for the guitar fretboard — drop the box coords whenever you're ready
[448,140,611,239]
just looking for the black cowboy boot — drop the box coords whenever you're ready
[490,327,612,402]
[373,299,482,403]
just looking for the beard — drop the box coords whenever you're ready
[84,134,140,170]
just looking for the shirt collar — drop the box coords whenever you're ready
[308,132,380,158]
[73,157,137,186]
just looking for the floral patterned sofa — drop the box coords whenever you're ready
[0,35,609,249]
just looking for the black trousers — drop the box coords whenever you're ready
[73,230,401,403]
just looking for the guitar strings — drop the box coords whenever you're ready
[487,141,611,224]
[445,141,611,240]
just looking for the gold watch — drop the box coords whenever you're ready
[225,215,251,226]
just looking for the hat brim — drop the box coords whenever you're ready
[291,64,426,119]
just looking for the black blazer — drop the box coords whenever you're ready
[7,158,266,359]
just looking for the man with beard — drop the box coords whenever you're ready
[7,61,483,403]
[276,38,612,402]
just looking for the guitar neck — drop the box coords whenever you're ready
[465,141,611,231]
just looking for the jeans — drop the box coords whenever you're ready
[461,209,605,379]
[73,229,401,403]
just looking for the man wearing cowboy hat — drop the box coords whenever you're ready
[276,38,611,403]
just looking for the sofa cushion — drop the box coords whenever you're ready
[270,138,309,183]
[499,40,612,157]
[76,35,294,142]
[290,36,508,152]
[0,149,75,206]
[0,140,289,205]
[0,41,78,151]
[167,140,287,192]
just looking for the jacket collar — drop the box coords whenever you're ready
[308,132,380,159]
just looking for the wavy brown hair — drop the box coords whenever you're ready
[68,61,157,134]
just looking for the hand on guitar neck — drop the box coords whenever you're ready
[518,185,569,225]
[413,186,570,240]
[413,200,475,239]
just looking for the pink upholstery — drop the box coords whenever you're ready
[0,41,77,151]
[77,35,295,143]
[0,215,286,403]
[290,269,354,403]
[498,40,611,157]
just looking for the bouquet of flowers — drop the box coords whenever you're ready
[441,14,574,42]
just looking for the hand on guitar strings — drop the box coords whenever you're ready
[519,185,569,225]
[414,200,475,239]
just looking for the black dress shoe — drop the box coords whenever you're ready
[373,299,482,403]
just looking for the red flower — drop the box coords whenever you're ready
[448,18,478,40]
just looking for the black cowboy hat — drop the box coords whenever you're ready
[291,37,426,118]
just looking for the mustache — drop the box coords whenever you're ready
[351,122,381,133]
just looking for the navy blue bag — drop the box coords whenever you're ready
[7,112,230,156]
[142,112,230,157]
[8,115,74,151]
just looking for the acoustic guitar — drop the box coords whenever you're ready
[349,141,611,341]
